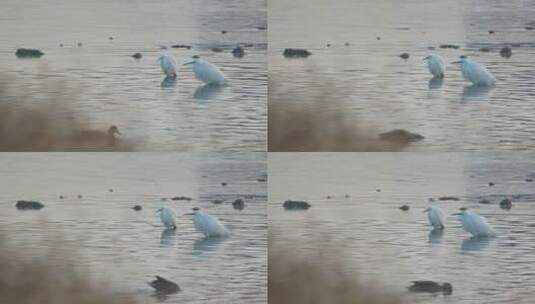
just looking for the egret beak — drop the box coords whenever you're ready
[451,212,461,216]
[423,56,430,61]
[156,208,162,213]
[183,61,194,66]
[423,208,430,213]
[183,212,194,216]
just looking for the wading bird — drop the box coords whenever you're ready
[423,54,445,78]
[453,209,495,237]
[186,207,229,238]
[452,56,496,86]
[156,207,177,230]
[183,55,226,85]
[158,53,178,78]
[423,206,445,230]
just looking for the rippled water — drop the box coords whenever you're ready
[0,0,267,151]
[0,153,267,303]
[269,153,535,304]
[269,0,535,151]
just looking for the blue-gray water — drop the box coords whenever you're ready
[0,0,267,151]
[269,0,535,151]
[0,153,267,304]
[269,153,535,304]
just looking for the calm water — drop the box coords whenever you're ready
[0,0,267,151]
[0,153,267,304]
[269,153,535,304]
[270,0,535,151]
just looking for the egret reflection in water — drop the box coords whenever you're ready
[428,77,444,90]
[428,228,444,244]
[194,84,224,100]
[161,76,177,88]
[160,228,176,247]
[461,237,492,252]
[192,237,225,256]
[462,84,494,102]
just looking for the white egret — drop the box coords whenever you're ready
[158,53,178,78]
[423,206,445,230]
[186,207,229,238]
[423,54,445,78]
[183,55,227,85]
[156,207,177,230]
[453,209,495,237]
[452,56,496,86]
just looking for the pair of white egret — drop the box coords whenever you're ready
[158,53,226,85]
[423,54,496,86]
[424,206,495,237]
[156,206,230,238]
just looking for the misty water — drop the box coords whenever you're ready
[270,0,535,151]
[269,153,535,304]
[0,153,267,304]
[0,0,267,151]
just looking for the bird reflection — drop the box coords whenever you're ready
[462,85,493,102]
[161,76,177,88]
[461,236,491,252]
[194,84,223,100]
[160,228,176,247]
[428,77,444,90]
[428,228,444,244]
[192,237,225,256]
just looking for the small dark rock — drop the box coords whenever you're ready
[171,44,192,49]
[459,207,468,211]
[257,26,267,30]
[77,42,83,47]
[77,194,82,199]
[221,30,227,34]
[132,205,142,211]
[283,200,311,210]
[376,36,381,40]
[479,47,491,52]
[15,48,44,58]
[526,26,534,30]
[439,44,460,49]
[149,276,180,295]
[376,189,381,192]
[171,196,192,201]
[344,42,350,46]
[379,129,424,143]
[345,194,350,198]
[526,178,533,182]
[221,182,227,186]
[15,200,45,210]
[438,196,460,201]
[59,195,64,199]
[400,52,410,59]
[132,53,142,59]
[488,182,495,186]
[257,178,267,182]
[478,199,491,204]
[500,199,512,210]
[400,205,410,211]
[488,30,495,34]
[499,46,512,58]
[109,36,114,40]
[232,46,245,58]
[109,189,114,192]
[326,43,331,47]
[232,198,245,210]
[59,43,64,47]
[409,281,452,295]
[212,199,224,204]
[211,47,224,52]
[283,48,311,58]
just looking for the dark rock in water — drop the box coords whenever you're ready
[16,200,44,210]
[149,276,180,295]
[171,44,191,49]
[109,36,114,40]
[526,26,534,30]
[15,48,44,58]
[221,182,227,186]
[132,205,142,211]
[257,26,267,30]
[376,36,381,40]
[221,30,227,34]
[344,42,350,46]
[283,200,311,210]
[77,42,83,47]
[77,194,82,199]
[376,189,381,192]
[488,182,495,186]
[132,53,142,59]
[499,46,512,58]
[479,47,491,52]
[427,46,436,50]
[326,195,332,199]
[459,207,467,211]
[109,189,114,192]
[478,199,491,205]
[232,46,245,58]
[59,43,64,47]
[400,52,410,59]
[439,44,460,49]
[345,194,350,198]
[488,30,495,34]
[409,281,452,295]
[257,178,266,182]
[326,43,331,48]
[211,47,224,52]
[379,129,424,143]
[438,196,460,201]
[283,48,311,58]
[500,199,512,210]
[232,198,245,210]
[212,199,224,204]
[59,195,65,199]
[526,178,533,182]
[171,196,192,201]
[400,205,410,211]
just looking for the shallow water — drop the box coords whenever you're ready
[269,153,535,304]
[0,0,267,151]
[0,153,267,304]
[269,0,535,151]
